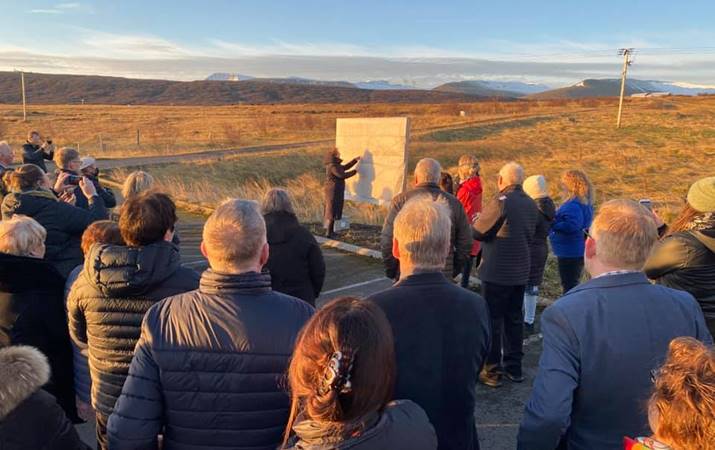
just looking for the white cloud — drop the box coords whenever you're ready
[28,8,62,14]
[57,2,81,8]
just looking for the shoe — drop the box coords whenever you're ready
[504,371,524,383]
[524,322,535,338]
[479,370,503,388]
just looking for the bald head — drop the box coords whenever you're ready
[414,158,442,185]
[498,162,525,191]
[0,141,13,166]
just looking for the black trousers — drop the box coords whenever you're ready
[557,257,584,294]
[482,282,526,376]
[96,412,109,450]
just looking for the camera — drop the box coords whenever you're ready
[46,139,53,145]
[66,174,82,186]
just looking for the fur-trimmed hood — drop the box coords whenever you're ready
[0,346,50,419]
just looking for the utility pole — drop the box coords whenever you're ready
[616,48,634,129]
[14,69,27,121]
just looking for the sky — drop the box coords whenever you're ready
[2,0,715,88]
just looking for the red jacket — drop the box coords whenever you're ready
[457,176,483,256]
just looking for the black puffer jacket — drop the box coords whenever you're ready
[0,346,89,450]
[645,228,715,323]
[22,142,53,172]
[0,253,77,420]
[67,241,200,416]
[381,182,473,280]
[285,400,437,450]
[107,270,314,450]
[1,189,108,277]
[527,197,556,287]
[56,169,117,210]
[264,211,326,305]
[473,185,539,286]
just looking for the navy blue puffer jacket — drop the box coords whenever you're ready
[107,270,314,450]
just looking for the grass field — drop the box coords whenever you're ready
[108,95,715,226]
[0,99,604,157]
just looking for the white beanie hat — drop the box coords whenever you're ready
[79,156,96,170]
[523,175,549,199]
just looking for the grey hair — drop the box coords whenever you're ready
[0,141,11,158]
[458,154,480,181]
[0,215,46,258]
[203,199,266,271]
[393,195,451,270]
[261,188,296,216]
[122,171,155,199]
[414,158,442,184]
[499,162,525,186]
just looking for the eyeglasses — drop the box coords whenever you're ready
[582,228,593,239]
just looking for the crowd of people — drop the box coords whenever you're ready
[0,130,713,450]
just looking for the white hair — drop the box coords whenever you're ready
[0,141,12,160]
[499,162,525,186]
[414,158,442,184]
[203,199,266,271]
[0,215,46,258]
[393,195,451,269]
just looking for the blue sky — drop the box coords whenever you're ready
[2,1,715,87]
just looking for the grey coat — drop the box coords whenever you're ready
[380,182,472,280]
[473,185,539,286]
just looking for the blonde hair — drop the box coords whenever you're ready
[458,154,480,181]
[649,337,715,450]
[54,147,80,169]
[0,215,46,257]
[122,171,155,199]
[414,158,441,184]
[393,195,451,270]
[591,199,658,270]
[261,188,296,216]
[561,170,594,205]
[203,199,266,272]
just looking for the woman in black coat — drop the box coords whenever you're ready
[0,215,78,422]
[0,345,89,450]
[1,164,107,277]
[324,148,359,238]
[262,188,326,305]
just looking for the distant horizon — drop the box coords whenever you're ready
[3,1,715,87]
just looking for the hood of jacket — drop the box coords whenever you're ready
[0,346,50,419]
[536,196,556,221]
[693,228,715,252]
[1,190,57,216]
[83,240,182,298]
[0,252,65,291]
[265,211,301,244]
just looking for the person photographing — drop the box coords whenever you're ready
[22,130,55,173]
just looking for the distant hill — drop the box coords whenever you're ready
[354,80,414,90]
[206,73,415,90]
[433,80,550,97]
[529,78,715,99]
[206,73,254,81]
[0,71,490,105]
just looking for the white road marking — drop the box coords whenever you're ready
[321,277,390,296]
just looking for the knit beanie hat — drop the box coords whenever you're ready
[523,175,549,199]
[687,176,715,212]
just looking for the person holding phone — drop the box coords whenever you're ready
[22,130,55,173]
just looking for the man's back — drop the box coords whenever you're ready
[519,273,713,450]
[108,270,314,450]
[368,272,490,450]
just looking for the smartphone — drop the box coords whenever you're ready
[639,198,653,211]
[66,174,82,186]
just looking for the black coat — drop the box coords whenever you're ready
[368,272,491,450]
[0,252,77,420]
[264,211,326,305]
[527,197,556,287]
[473,185,539,286]
[22,142,53,172]
[324,153,358,222]
[380,182,473,280]
[0,346,89,450]
[645,228,715,323]
[285,400,437,450]
[107,270,314,450]
[57,169,117,210]
[1,189,108,277]
[67,241,200,416]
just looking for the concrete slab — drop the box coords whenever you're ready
[336,117,410,205]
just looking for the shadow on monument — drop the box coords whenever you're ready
[354,149,376,201]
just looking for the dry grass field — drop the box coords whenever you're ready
[106,95,715,227]
[0,100,601,157]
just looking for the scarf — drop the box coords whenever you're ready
[291,412,379,447]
